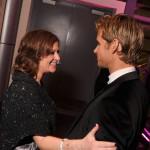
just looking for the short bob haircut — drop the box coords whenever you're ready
[13,29,59,78]
[96,14,144,65]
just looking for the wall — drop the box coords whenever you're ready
[13,0,126,61]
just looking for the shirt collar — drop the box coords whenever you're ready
[107,67,136,84]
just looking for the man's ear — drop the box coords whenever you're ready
[111,38,121,54]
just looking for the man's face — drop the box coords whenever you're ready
[94,31,111,68]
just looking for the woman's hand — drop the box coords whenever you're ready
[33,124,116,150]
[82,124,116,150]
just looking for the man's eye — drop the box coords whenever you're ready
[96,44,99,49]
[97,43,100,46]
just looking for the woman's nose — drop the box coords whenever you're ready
[54,52,60,61]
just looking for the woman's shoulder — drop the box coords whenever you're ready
[9,71,40,96]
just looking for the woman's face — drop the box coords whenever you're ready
[38,41,60,76]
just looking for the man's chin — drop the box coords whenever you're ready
[98,63,106,69]
[98,63,103,68]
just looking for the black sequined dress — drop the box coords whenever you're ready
[0,71,56,150]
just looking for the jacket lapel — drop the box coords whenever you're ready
[67,71,139,135]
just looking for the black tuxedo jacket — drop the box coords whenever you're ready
[67,72,149,150]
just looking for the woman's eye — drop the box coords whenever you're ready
[49,51,55,55]
[48,50,60,55]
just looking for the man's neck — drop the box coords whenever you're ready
[108,63,134,74]
[107,66,136,84]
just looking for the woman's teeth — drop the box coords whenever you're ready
[49,61,60,65]
[49,62,56,65]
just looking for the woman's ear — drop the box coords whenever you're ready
[40,55,45,60]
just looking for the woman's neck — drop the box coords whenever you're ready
[35,72,43,85]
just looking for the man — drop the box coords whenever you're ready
[67,14,149,149]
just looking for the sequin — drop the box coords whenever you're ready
[0,71,56,150]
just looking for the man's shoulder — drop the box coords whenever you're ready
[94,78,147,105]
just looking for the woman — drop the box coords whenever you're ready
[0,30,116,150]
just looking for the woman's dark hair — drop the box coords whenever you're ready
[13,29,59,78]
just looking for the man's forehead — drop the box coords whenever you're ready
[97,31,102,39]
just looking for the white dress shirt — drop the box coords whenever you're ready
[107,67,136,84]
